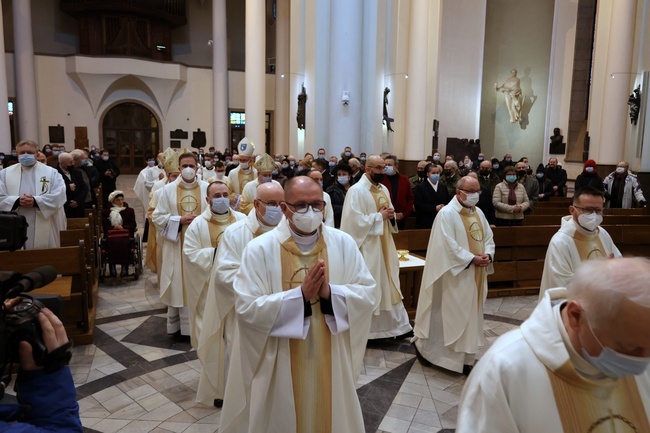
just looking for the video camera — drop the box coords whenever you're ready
[0,266,69,400]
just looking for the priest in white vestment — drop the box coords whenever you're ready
[152,151,208,335]
[133,153,165,219]
[183,181,245,349]
[238,153,281,215]
[0,140,66,249]
[457,257,650,433]
[539,186,621,300]
[413,176,495,375]
[195,182,285,406]
[227,137,258,198]
[340,155,411,339]
[220,177,379,433]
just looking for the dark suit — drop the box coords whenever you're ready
[414,180,451,229]
[94,157,120,204]
[382,173,415,230]
[57,165,88,218]
[545,166,567,197]
[350,170,363,186]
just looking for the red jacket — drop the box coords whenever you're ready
[381,173,414,219]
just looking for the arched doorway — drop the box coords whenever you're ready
[102,102,159,174]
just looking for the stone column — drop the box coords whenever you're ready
[12,0,39,143]
[0,5,12,153]
[212,0,229,152]
[245,0,267,153]
[274,0,290,155]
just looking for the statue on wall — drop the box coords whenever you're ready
[382,87,394,132]
[549,127,566,155]
[296,84,307,130]
[495,69,523,124]
[628,85,641,125]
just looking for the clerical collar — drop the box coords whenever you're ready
[213,210,230,222]
[181,177,197,187]
[289,226,319,253]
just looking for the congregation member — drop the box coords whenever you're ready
[515,161,538,211]
[441,160,461,196]
[103,190,137,277]
[413,163,450,229]
[272,161,288,187]
[603,161,647,208]
[409,160,429,190]
[280,157,294,179]
[348,157,363,185]
[227,137,257,197]
[539,187,621,300]
[0,140,66,249]
[152,151,208,336]
[381,155,414,230]
[220,177,378,433]
[70,149,98,210]
[94,149,120,205]
[325,162,352,228]
[492,166,529,226]
[57,152,88,218]
[341,155,412,339]
[306,170,335,227]
[535,163,554,201]
[477,159,501,194]
[413,176,494,375]
[457,257,650,433]
[239,153,281,215]
[340,145,354,163]
[312,157,334,189]
[199,182,285,407]
[545,157,567,197]
[183,181,245,350]
[574,159,604,192]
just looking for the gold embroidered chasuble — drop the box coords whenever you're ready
[459,207,487,307]
[237,169,255,193]
[571,229,607,261]
[280,234,332,433]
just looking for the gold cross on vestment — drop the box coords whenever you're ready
[587,411,638,432]
[179,194,198,213]
[40,176,50,194]
[468,221,484,242]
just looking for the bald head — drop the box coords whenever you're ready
[284,176,321,203]
[257,181,284,203]
[366,155,384,167]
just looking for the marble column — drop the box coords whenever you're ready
[0,5,12,153]
[212,0,229,152]
[245,0,266,153]
[596,0,636,164]
[12,0,39,143]
[274,0,290,155]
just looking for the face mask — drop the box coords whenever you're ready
[479,170,490,177]
[417,170,425,178]
[282,163,289,169]
[577,212,603,231]
[345,151,351,157]
[505,158,512,162]
[462,192,479,207]
[616,167,625,174]
[433,156,440,162]
[443,169,451,176]
[18,154,36,167]
[581,318,650,378]
[44,149,52,154]
[262,205,283,226]
[82,160,89,166]
[429,174,440,183]
[459,163,464,168]
[371,172,384,183]
[148,160,156,167]
[536,173,544,179]
[11,151,17,157]
[506,175,517,183]
[290,207,322,233]
[181,167,196,182]
[585,167,594,173]
[517,170,527,178]
[385,166,395,176]
[226,157,232,162]
[337,176,349,186]
[261,176,272,184]
[205,162,213,169]
[272,169,278,176]
[478,157,484,161]
[231,161,239,166]
[329,161,335,167]
[493,164,499,170]
[318,155,325,159]
[240,161,249,170]
[0,155,4,160]
[53,151,61,156]
[215,171,225,180]
[318,181,323,188]
[290,161,296,167]
[102,156,109,161]
[464,159,471,166]
[211,197,230,214]
[360,158,366,164]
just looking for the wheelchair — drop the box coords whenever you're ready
[98,228,144,281]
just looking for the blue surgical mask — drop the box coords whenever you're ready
[261,205,283,226]
[211,197,230,214]
[53,150,61,156]
[536,173,544,179]
[282,163,289,169]
[272,169,278,176]
[478,157,484,161]
[360,157,366,164]
[506,175,517,183]
[585,167,594,173]
[102,156,109,161]
[493,164,500,170]
[581,317,650,378]
[433,156,440,162]
[385,166,395,176]
[337,176,349,186]
[290,161,295,167]
[345,151,351,157]
[429,174,440,183]
[148,160,155,167]
[18,154,36,166]
[318,155,326,159]
[261,176,272,183]
[329,161,335,167]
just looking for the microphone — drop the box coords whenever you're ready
[3,266,58,300]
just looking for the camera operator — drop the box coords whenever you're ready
[0,306,82,432]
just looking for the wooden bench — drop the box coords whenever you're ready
[0,242,96,344]
[524,215,650,226]
[60,228,98,310]
[531,207,648,216]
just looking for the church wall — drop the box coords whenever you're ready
[479,0,555,167]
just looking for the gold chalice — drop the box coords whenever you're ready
[397,249,410,261]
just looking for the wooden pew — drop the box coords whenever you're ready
[60,227,98,310]
[531,207,648,216]
[524,214,650,226]
[0,242,95,344]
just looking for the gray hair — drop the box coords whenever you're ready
[16,140,38,152]
[70,149,85,161]
[384,154,399,166]
[567,257,650,328]
[58,152,72,163]
[348,158,360,168]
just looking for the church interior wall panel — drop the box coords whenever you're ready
[479,0,555,166]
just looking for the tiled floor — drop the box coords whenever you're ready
[11,175,539,433]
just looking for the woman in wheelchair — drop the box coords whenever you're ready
[103,190,136,277]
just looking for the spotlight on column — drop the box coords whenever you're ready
[405,74,409,79]
[208,40,214,46]
[342,91,350,107]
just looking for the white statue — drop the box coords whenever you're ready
[495,69,523,124]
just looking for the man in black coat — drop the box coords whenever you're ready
[544,157,567,197]
[57,152,88,218]
[414,163,451,229]
[94,149,120,205]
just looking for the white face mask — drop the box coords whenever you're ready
[181,167,196,182]
[577,212,603,231]
[240,161,250,170]
[215,171,225,180]
[262,205,283,226]
[211,197,230,214]
[205,162,213,169]
[462,192,480,207]
[616,167,626,174]
[290,207,322,233]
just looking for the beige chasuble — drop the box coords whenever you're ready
[177,182,202,239]
[207,212,236,247]
[237,169,255,194]
[459,207,487,306]
[571,229,607,261]
[280,235,332,433]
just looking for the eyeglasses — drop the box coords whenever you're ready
[258,199,280,207]
[573,205,604,215]
[459,189,482,195]
[284,201,326,213]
